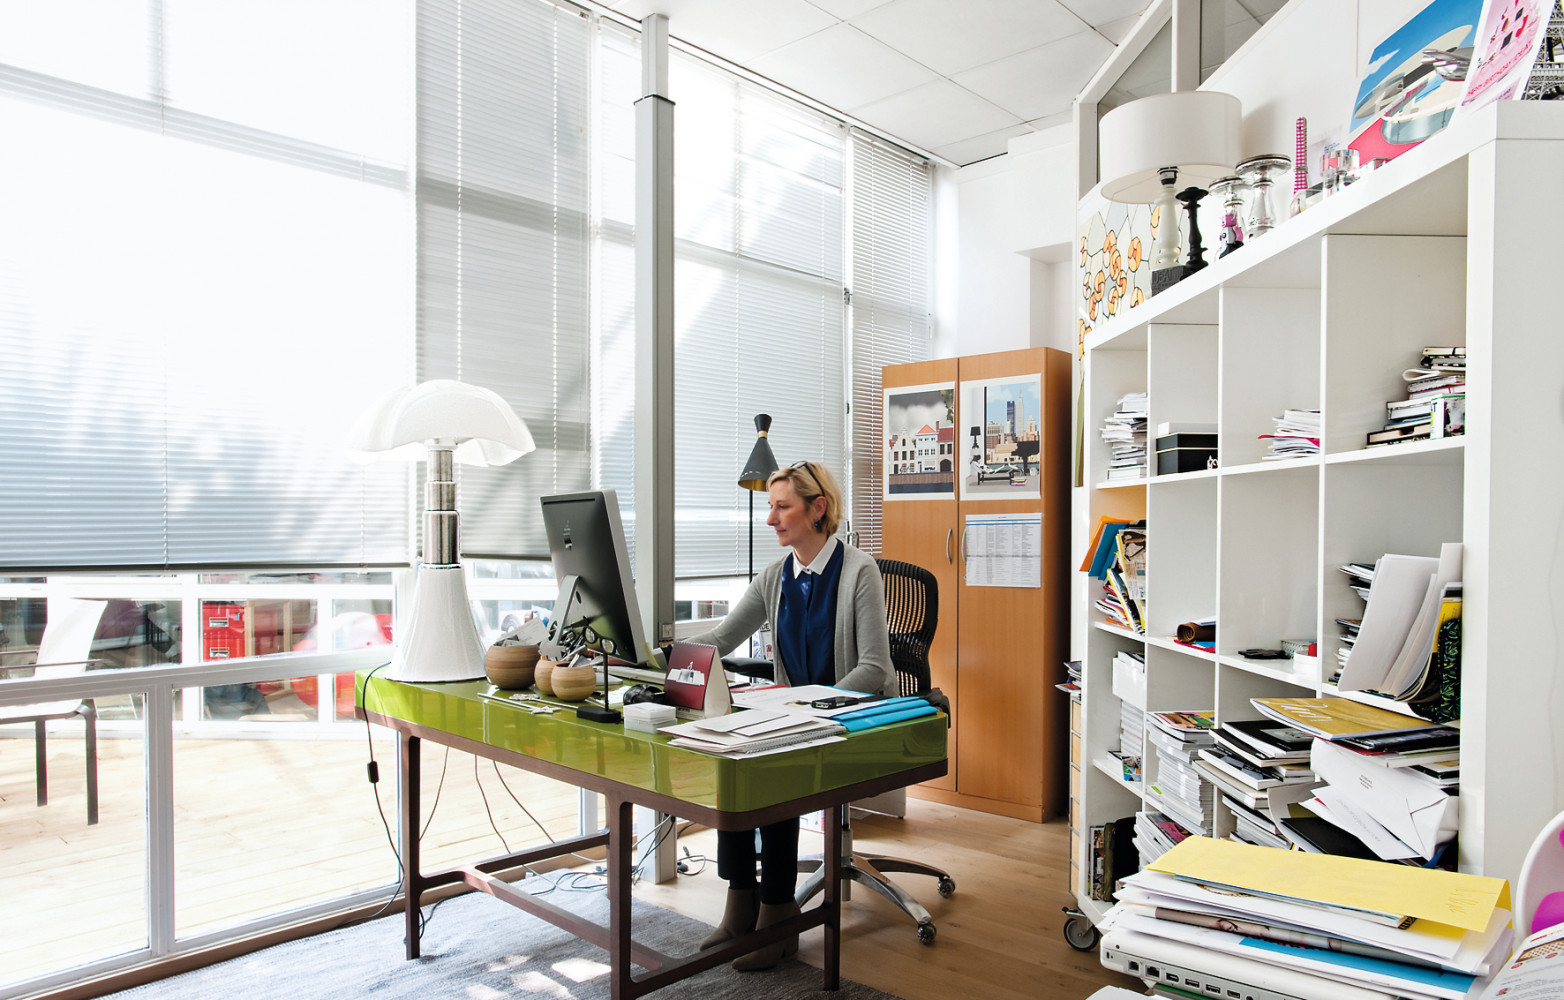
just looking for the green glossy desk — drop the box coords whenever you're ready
[357,675,947,999]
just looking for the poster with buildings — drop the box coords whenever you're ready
[883,383,956,499]
[960,375,1043,500]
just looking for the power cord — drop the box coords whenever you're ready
[355,661,450,940]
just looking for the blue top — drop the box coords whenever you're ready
[776,543,845,687]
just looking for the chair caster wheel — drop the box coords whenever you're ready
[937,876,955,898]
[917,921,936,945]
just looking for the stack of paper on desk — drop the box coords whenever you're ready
[659,711,844,757]
[1105,837,1513,1000]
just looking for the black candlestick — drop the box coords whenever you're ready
[1177,186,1209,276]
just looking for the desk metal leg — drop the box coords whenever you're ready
[607,795,633,1000]
[823,801,842,990]
[401,732,422,960]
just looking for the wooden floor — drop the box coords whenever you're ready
[1,730,1140,999]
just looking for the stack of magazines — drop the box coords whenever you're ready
[1145,711,1215,836]
[1101,391,1148,480]
[1259,408,1320,460]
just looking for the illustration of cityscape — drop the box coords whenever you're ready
[963,378,1041,495]
[884,386,956,496]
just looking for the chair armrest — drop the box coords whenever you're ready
[722,656,774,681]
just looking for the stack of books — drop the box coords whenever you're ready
[1196,718,1320,849]
[1258,408,1320,460]
[1251,697,1459,864]
[1145,711,1216,836]
[1133,809,1191,866]
[1101,391,1149,481]
[1369,347,1466,447]
[1105,836,1513,1000]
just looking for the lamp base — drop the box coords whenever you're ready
[385,564,486,683]
[1152,265,1185,295]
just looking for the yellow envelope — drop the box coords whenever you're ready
[1148,836,1509,933]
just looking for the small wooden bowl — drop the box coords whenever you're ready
[534,657,568,696]
[485,644,540,689]
[549,663,599,702]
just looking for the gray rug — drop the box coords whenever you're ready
[107,882,901,999]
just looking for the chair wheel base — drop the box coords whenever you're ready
[937,876,955,897]
[917,921,936,945]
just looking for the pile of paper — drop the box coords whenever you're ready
[1145,711,1215,836]
[1103,836,1512,1000]
[1250,696,1458,863]
[1101,392,1148,481]
[659,710,844,757]
[1338,544,1462,715]
[1116,701,1143,780]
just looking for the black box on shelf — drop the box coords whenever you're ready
[1154,433,1217,474]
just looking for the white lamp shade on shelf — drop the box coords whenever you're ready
[1098,91,1243,203]
[346,379,535,467]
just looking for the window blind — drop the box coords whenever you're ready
[669,52,848,579]
[847,130,934,556]
[415,0,598,559]
[0,3,413,571]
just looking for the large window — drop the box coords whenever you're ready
[0,1,414,572]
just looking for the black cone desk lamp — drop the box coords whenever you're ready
[738,414,779,580]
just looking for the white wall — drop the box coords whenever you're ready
[942,0,1435,362]
[941,124,1078,360]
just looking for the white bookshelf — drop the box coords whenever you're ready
[1073,101,1564,921]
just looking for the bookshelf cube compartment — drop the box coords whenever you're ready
[1216,464,1319,658]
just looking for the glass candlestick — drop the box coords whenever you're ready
[1208,175,1247,258]
[1235,153,1292,239]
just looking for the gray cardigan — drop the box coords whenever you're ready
[690,542,896,697]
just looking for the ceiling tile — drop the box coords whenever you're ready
[850,79,1021,151]
[1093,14,1145,45]
[1054,0,1151,29]
[931,122,1037,166]
[804,0,896,18]
[606,0,837,64]
[848,0,1084,76]
[955,30,1114,121]
[748,24,939,111]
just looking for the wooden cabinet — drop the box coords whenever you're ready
[883,347,1071,821]
[1070,102,1564,924]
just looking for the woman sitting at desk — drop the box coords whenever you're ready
[689,460,895,971]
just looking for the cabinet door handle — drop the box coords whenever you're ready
[945,528,953,564]
[959,526,970,571]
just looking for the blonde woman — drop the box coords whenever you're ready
[689,460,895,971]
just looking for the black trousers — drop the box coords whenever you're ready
[715,817,800,906]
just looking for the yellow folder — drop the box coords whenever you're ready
[1148,836,1508,933]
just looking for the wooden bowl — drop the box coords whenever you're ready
[534,657,568,696]
[485,644,540,689]
[549,663,599,702]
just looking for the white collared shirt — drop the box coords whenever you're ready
[791,535,840,578]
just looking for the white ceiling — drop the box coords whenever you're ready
[603,0,1288,166]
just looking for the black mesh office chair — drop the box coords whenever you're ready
[795,558,955,944]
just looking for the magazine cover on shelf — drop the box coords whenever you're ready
[1346,0,1483,166]
[882,382,956,499]
[960,375,1044,500]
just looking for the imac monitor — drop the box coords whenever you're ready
[539,490,652,674]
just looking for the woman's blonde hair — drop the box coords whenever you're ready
[768,460,844,537]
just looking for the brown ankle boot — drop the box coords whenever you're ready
[731,900,800,971]
[699,887,759,949]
